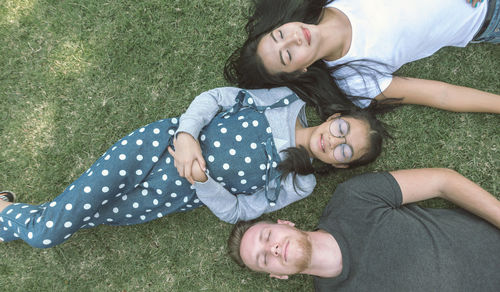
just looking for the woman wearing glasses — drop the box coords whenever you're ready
[0,86,389,248]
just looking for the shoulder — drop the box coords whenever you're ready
[200,87,298,105]
[207,86,243,95]
[246,87,297,103]
[333,171,396,194]
[325,171,401,210]
[194,87,243,100]
[338,171,396,192]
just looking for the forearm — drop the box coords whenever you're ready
[177,87,244,138]
[395,168,500,228]
[438,169,500,229]
[178,87,297,138]
[382,77,500,113]
[177,90,223,138]
[430,82,500,113]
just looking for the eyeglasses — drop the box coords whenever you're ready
[329,117,354,163]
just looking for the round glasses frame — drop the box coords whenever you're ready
[329,117,354,163]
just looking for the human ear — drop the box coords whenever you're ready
[277,219,295,227]
[270,274,289,280]
[327,113,342,121]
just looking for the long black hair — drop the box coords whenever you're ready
[224,0,357,118]
[277,108,392,189]
[224,0,394,118]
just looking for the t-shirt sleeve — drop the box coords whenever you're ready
[348,172,402,207]
[320,172,403,220]
[333,66,393,108]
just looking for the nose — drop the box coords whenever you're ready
[328,135,346,149]
[284,31,302,46]
[270,243,281,257]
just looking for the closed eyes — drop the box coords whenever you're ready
[335,144,353,162]
[338,123,347,136]
[264,230,271,265]
[340,144,348,158]
[272,30,292,66]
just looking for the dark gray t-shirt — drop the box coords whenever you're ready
[314,172,500,292]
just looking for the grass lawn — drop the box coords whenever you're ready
[0,0,498,291]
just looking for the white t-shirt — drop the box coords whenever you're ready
[325,0,487,107]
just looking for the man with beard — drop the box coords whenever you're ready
[228,168,500,291]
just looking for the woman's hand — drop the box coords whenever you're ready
[466,0,484,8]
[168,132,207,184]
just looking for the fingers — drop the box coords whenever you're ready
[168,146,177,172]
[195,152,206,171]
[184,163,195,185]
[167,146,175,157]
[168,146,195,184]
[168,146,184,177]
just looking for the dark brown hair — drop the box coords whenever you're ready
[224,0,397,118]
[227,220,266,268]
[278,109,392,190]
[223,0,356,118]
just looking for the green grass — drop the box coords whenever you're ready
[0,0,498,291]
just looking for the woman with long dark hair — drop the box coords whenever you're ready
[225,0,499,113]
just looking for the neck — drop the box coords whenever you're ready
[302,230,343,278]
[317,8,352,61]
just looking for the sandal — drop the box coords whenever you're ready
[0,191,16,203]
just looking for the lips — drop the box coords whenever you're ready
[302,27,311,45]
[284,240,289,262]
[320,134,325,152]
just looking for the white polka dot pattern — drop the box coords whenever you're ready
[1,88,297,246]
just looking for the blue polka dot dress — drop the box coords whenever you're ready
[0,90,297,248]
